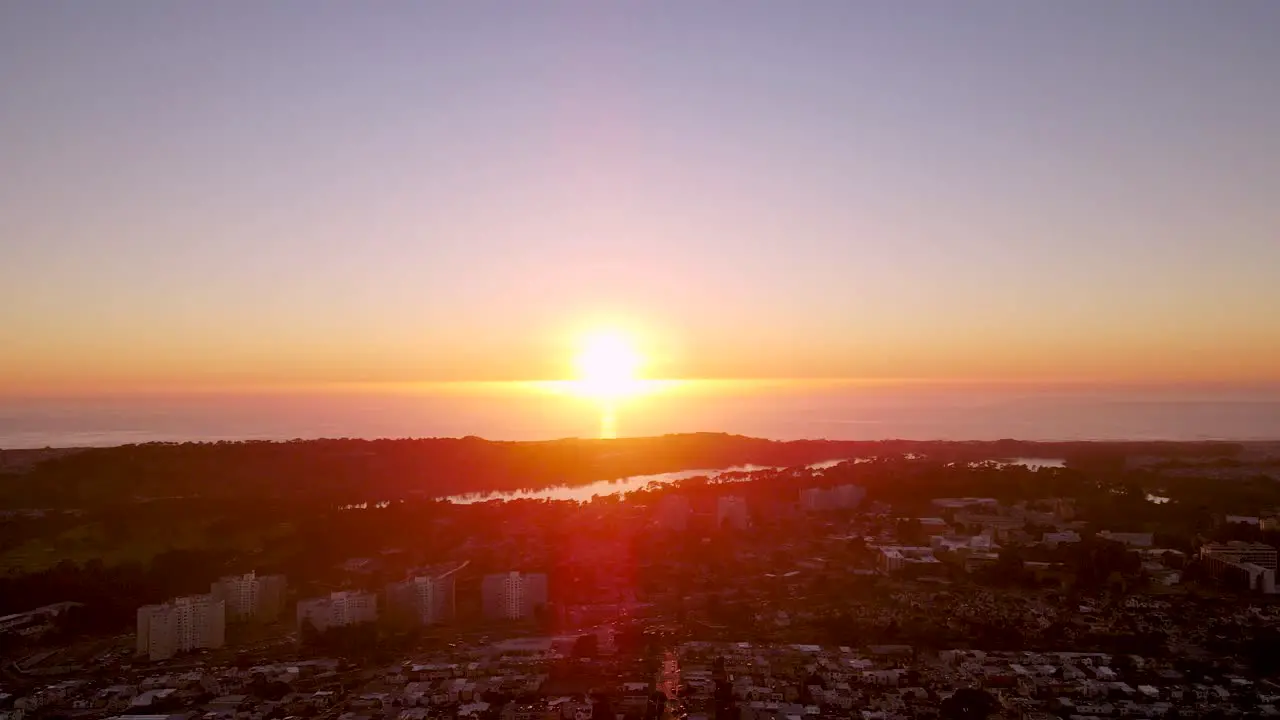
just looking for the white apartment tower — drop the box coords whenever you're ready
[136,594,226,661]
[211,572,287,622]
[481,571,548,620]
[387,572,457,626]
[296,591,378,632]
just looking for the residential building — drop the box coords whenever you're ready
[1201,542,1278,594]
[210,572,287,623]
[877,546,941,573]
[296,591,377,632]
[1202,542,1277,570]
[1201,541,1278,570]
[799,485,866,512]
[717,495,750,530]
[136,594,225,661]
[1224,515,1261,526]
[1098,531,1155,548]
[1205,558,1276,594]
[917,517,950,534]
[1042,531,1082,547]
[955,512,1025,537]
[387,568,459,626]
[931,534,994,553]
[964,552,1002,573]
[931,497,999,511]
[481,571,548,620]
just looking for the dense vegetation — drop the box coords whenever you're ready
[0,434,1243,507]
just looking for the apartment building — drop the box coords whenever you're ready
[210,572,287,622]
[387,570,457,626]
[1201,541,1278,570]
[136,594,226,661]
[877,546,941,574]
[481,571,548,621]
[1201,541,1278,594]
[296,591,378,632]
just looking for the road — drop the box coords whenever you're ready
[656,649,681,720]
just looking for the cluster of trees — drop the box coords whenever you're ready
[0,548,235,621]
[973,536,1143,591]
[0,547,249,656]
[941,689,1000,720]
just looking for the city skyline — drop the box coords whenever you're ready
[4,2,1279,395]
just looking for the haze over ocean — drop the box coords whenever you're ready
[4,382,1279,449]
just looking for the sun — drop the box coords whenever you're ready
[573,330,642,399]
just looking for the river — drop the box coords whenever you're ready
[446,458,850,504]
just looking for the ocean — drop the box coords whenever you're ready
[2,380,1279,449]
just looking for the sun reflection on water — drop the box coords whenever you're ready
[599,403,617,439]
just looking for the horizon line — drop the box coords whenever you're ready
[4,375,1280,399]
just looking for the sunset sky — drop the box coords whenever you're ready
[3,2,1279,394]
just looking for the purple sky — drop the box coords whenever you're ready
[3,2,1279,392]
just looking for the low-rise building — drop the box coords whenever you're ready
[877,546,941,574]
[931,534,994,553]
[1201,541,1278,570]
[1224,515,1261,526]
[1042,531,1082,547]
[964,552,1001,573]
[1201,542,1279,593]
[931,498,999,511]
[1098,531,1155,548]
